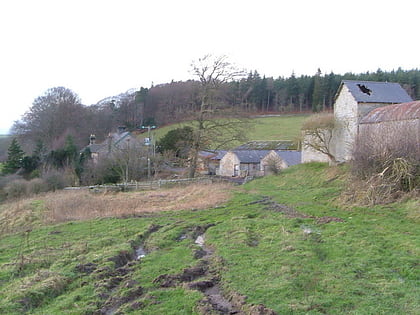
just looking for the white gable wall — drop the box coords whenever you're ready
[301,132,332,163]
[219,152,240,177]
[333,85,359,162]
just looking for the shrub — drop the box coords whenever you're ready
[27,178,48,195]
[351,123,419,204]
[4,179,28,199]
[42,170,68,191]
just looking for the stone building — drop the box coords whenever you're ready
[83,126,135,163]
[219,150,301,177]
[302,80,413,163]
[333,80,412,162]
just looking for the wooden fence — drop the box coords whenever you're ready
[64,177,221,193]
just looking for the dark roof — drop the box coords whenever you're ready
[274,151,302,166]
[235,140,295,150]
[199,150,227,160]
[233,150,271,163]
[360,101,420,124]
[86,143,106,153]
[339,80,412,104]
[232,150,302,165]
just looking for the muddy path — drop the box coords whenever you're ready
[153,224,277,315]
[248,196,344,224]
[75,222,278,314]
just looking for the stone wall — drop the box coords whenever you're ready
[219,152,240,177]
[333,85,358,162]
[301,133,331,163]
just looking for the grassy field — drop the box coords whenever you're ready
[148,114,309,146]
[0,163,418,314]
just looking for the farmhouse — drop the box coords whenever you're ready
[219,150,301,177]
[83,126,136,163]
[333,80,412,161]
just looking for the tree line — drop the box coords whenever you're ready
[10,68,419,153]
[146,68,420,125]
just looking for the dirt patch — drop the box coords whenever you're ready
[316,216,345,224]
[250,196,344,224]
[153,225,277,315]
[92,224,162,314]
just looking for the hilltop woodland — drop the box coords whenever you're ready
[1,65,419,189]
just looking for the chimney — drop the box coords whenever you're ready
[89,134,96,145]
[117,126,126,134]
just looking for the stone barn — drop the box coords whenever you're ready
[333,80,412,162]
[302,80,413,163]
[219,150,301,177]
[196,150,227,175]
[261,150,301,175]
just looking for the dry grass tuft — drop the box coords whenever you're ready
[0,183,234,233]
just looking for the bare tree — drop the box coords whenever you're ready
[111,138,148,183]
[301,113,336,162]
[12,87,87,150]
[188,55,249,178]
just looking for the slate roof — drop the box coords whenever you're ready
[232,150,302,166]
[86,143,106,154]
[234,150,271,163]
[199,150,228,160]
[360,101,420,124]
[274,151,302,166]
[235,140,295,150]
[339,80,412,104]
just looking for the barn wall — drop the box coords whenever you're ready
[261,151,288,174]
[301,133,332,163]
[219,152,240,177]
[359,119,420,146]
[333,85,358,162]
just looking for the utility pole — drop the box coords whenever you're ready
[141,125,156,179]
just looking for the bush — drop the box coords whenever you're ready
[351,123,419,204]
[42,170,68,191]
[4,179,28,199]
[27,178,48,195]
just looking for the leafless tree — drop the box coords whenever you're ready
[11,87,88,150]
[188,55,249,178]
[301,113,336,163]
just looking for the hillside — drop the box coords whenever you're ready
[0,163,418,314]
[149,114,309,146]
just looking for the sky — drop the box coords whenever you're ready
[0,0,418,134]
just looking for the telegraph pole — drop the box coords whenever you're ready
[141,125,156,179]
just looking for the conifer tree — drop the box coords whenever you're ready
[3,138,25,174]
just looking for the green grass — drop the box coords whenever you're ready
[146,114,308,146]
[0,163,418,314]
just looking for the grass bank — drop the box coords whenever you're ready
[0,163,418,314]
[148,114,308,144]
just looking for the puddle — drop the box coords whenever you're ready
[135,246,147,260]
[178,234,188,241]
[195,234,205,247]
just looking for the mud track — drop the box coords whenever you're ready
[154,224,278,315]
[249,196,344,223]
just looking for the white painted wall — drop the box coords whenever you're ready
[219,151,240,177]
[333,85,358,162]
[301,133,331,163]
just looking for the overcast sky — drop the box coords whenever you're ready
[0,0,418,134]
